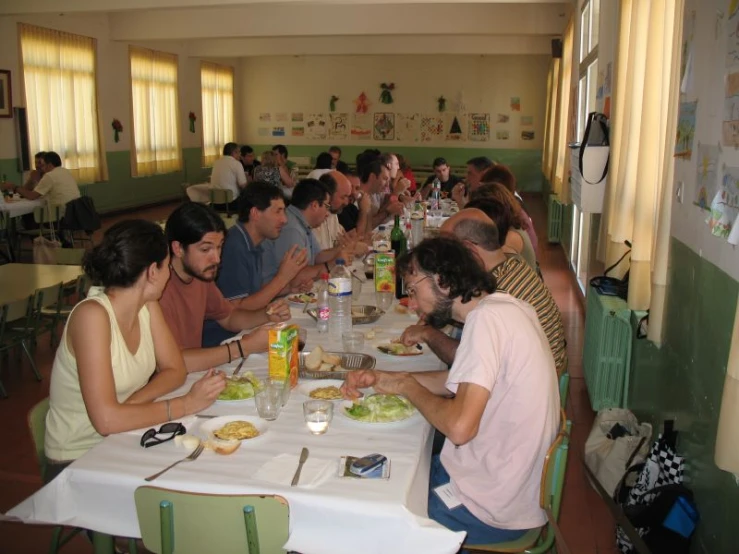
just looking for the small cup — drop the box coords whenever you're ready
[303,400,334,435]
[342,330,365,352]
[267,378,291,407]
[375,291,394,312]
[255,383,282,421]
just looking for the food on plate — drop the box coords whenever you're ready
[173,434,201,450]
[288,293,316,304]
[204,438,241,455]
[309,386,343,400]
[213,420,260,441]
[217,372,260,401]
[305,345,344,372]
[377,342,423,356]
[344,394,416,423]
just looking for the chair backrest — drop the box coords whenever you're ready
[210,188,234,205]
[535,416,572,551]
[54,248,86,266]
[34,282,64,311]
[135,486,289,554]
[33,204,64,225]
[0,296,34,337]
[558,372,570,410]
[28,397,50,482]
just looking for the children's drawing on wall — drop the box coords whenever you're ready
[353,92,371,114]
[707,166,739,238]
[373,113,395,140]
[259,113,271,123]
[291,113,304,123]
[724,72,739,147]
[257,127,269,137]
[445,114,464,141]
[396,113,420,142]
[695,144,720,210]
[420,116,444,142]
[520,116,534,126]
[351,113,372,140]
[468,113,490,142]
[726,0,739,67]
[674,101,697,159]
[329,113,349,140]
[510,97,521,112]
[272,126,285,137]
[521,131,535,141]
[306,113,328,140]
[291,126,305,137]
[496,130,510,140]
[497,114,510,123]
[275,112,287,122]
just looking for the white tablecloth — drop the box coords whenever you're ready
[0,197,45,218]
[7,281,463,554]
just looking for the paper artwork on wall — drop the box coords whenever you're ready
[445,114,464,141]
[395,113,420,142]
[373,113,395,140]
[272,126,286,137]
[727,2,739,67]
[275,112,287,122]
[291,126,305,137]
[510,97,521,112]
[724,72,739,147]
[497,114,509,123]
[468,113,490,142]
[707,166,739,237]
[351,113,372,140]
[353,92,371,114]
[259,113,271,123]
[291,113,304,123]
[257,127,269,137]
[675,101,697,158]
[521,131,535,141]
[496,130,510,140]
[306,113,328,140]
[329,113,349,140]
[420,116,444,142]
[520,116,534,126]
[695,144,720,210]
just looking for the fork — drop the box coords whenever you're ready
[144,443,204,482]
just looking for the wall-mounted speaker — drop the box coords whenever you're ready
[13,107,30,172]
[551,39,563,59]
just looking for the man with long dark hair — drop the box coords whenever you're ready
[342,236,560,545]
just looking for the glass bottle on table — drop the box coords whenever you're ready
[391,216,408,299]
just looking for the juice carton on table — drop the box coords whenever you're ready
[374,252,396,294]
[268,323,299,388]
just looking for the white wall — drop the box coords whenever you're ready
[670,0,739,281]
[239,54,549,150]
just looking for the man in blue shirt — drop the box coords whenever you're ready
[202,182,304,346]
[261,179,351,284]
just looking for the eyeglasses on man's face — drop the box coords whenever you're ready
[405,275,431,298]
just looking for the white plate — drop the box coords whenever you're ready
[198,415,268,442]
[339,399,419,426]
[297,380,345,400]
[214,397,254,406]
[288,293,317,307]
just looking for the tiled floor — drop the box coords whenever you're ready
[0,195,616,553]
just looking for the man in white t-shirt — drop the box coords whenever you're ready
[210,142,247,206]
[342,236,560,545]
[3,151,80,207]
[313,171,352,250]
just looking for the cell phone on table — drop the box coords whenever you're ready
[349,454,387,476]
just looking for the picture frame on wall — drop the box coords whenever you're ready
[0,70,11,118]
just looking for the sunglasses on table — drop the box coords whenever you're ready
[140,422,186,448]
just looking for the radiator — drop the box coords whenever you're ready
[583,286,633,410]
[548,194,564,243]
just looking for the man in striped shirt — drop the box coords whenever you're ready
[399,208,567,375]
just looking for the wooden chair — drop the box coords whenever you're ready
[209,188,235,217]
[0,295,41,397]
[135,487,289,554]
[465,412,572,554]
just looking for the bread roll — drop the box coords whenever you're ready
[305,346,324,370]
[205,438,241,455]
[322,353,342,366]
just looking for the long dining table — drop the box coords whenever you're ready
[6,268,465,554]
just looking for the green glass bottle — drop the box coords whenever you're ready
[390,215,407,299]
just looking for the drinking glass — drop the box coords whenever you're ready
[267,378,291,407]
[255,383,282,421]
[352,278,362,301]
[303,400,334,435]
[376,291,394,312]
[342,331,365,351]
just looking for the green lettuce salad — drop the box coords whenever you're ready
[217,372,260,401]
[344,394,416,423]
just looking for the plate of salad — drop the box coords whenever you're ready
[341,394,417,424]
[215,372,261,404]
[287,292,317,307]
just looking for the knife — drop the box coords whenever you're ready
[291,447,309,486]
[232,358,246,377]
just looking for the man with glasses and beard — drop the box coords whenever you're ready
[160,203,289,372]
[341,236,560,546]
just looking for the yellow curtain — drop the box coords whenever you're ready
[542,58,561,183]
[130,46,182,177]
[598,0,684,329]
[201,62,234,167]
[19,23,106,184]
[552,20,574,201]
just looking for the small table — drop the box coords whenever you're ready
[0,198,46,261]
[0,264,83,306]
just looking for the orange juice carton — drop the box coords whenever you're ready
[374,252,396,294]
[268,324,299,388]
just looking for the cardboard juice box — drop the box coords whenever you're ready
[268,324,299,388]
[374,252,396,294]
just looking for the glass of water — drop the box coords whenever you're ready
[255,383,282,421]
[267,378,291,407]
[303,400,334,435]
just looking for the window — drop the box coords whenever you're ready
[130,47,181,177]
[19,24,106,183]
[200,62,234,167]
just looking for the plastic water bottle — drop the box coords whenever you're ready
[404,222,414,250]
[430,178,442,211]
[328,259,352,340]
[316,273,330,334]
[373,225,391,253]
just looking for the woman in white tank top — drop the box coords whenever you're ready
[45,220,226,480]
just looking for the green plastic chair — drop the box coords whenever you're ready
[465,414,572,554]
[559,372,570,410]
[135,487,289,554]
[29,282,63,350]
[0,295,41,397]
[209,188,235,217]
[41,274,88,347]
